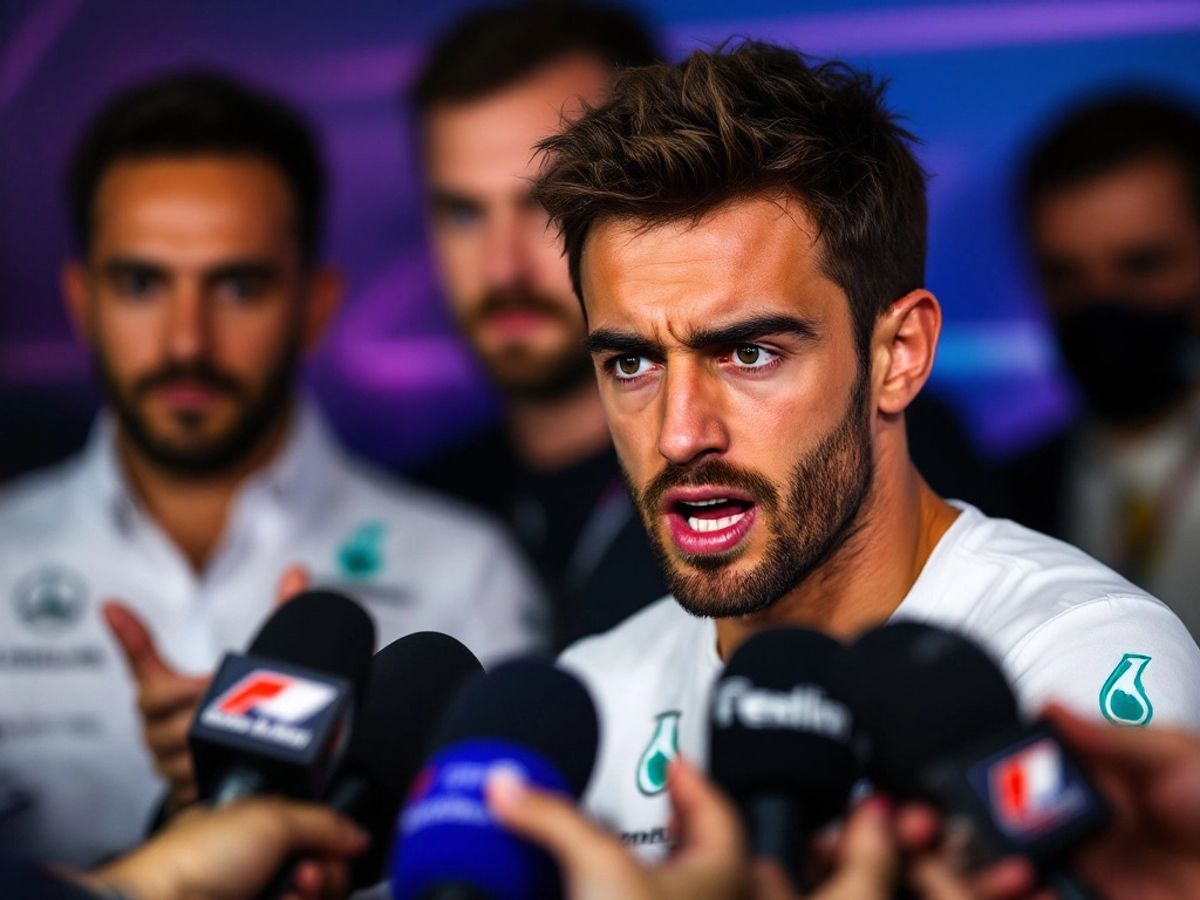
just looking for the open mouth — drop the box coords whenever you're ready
[663,489,758,556]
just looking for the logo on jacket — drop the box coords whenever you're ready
[636,711,680,796]
[337,521,386,579]
[1099,653,1153,727]
[14,567,88,635]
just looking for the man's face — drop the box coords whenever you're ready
[582,195,874,617]
[1031,155,1200,318]
[424,55,610,399]
[70,156,309,474]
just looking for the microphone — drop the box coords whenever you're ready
[708,628,863,888]
[847,621,1109,885]
[188,589,376,806]
[261,632,484,898]
[390,658,599,900]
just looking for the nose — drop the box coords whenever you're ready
[165,284,207,362]
[657,360,730,466]
[481,207,530,290]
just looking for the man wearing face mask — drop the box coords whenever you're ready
[1005,94,1200,639]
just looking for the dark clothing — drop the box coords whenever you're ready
[1000,428,1074,539]
[413,425,665,649]
[1,859,100,900]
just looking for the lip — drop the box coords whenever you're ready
[153,383,223,409]
[481,309,556,339]
[661,486,758,557]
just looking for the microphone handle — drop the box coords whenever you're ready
[745,794,806,890]
[418,883,493,900]
[212,767,266,807]
[256,775,376,900]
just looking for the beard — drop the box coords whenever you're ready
[96,343,298,478]
[462,286,593,401]
[626,370,874,618]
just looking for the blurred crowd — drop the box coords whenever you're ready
[1,1,1199,896]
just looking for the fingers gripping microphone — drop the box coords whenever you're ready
[708,628,864,888]
[390,659,600,900]
[188,590,376,806]
[848,622,1109,885]
[261,632,484,898]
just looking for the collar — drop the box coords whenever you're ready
[79,398,342,534]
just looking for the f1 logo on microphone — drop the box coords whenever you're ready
[213,670,337,725]
[988,738,1079,836]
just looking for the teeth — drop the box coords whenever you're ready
[686,512,745,533]
[686,498,728,507]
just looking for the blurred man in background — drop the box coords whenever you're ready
[0,72,544,867]
[1005,95,1200,639]
[408,2,668,648]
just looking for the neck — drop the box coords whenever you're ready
[506,379,612,472]
[115,409,293,572]
[715,440,959,660]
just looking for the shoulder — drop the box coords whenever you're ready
[331,455,518,558]
[942,508,1200,730]
[0,456,84,538]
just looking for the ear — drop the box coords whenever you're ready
[61,259,93,345]
[299,266,343,354]
[871,289,941,416]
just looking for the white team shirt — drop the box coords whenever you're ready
[560,502,1200,860]
[0,403,547,866]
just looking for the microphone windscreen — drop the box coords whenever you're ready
[710,628,861,828]
[431,658,599,798]
[845,621,1019,792]
[352,632,483,798]
[247,589,376,698]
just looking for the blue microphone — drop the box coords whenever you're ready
[390,659,599,900]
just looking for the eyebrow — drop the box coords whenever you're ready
[98,257,281,284]
[100,257,169,281]
[586,313,818,358]
[203,261,281,285]
[428,188,483,214]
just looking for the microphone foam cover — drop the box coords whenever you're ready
[352,631,483,798]
[709,628,861,828]
[247,589,376,699]
[431,658,599,797]
[845,621,1019,793]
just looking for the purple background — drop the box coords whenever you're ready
[2,0,1199,471]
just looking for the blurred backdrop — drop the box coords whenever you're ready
[2,0,1199,476]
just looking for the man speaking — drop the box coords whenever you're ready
[533,42,1200,855]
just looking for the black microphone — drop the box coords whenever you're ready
[847,621,1109,891]
[390,658,599,900]
[188,589,376,806]
[708,628,863,889]
[260,631,484,898]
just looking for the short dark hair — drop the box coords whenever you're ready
[1022,92,1200,222]
[533,41,927,359]
[67,71,326,262]
[410,1,659,112]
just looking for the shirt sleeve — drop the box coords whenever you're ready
[1005,594,1200,733]
[452,530,551,668]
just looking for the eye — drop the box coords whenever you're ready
[115,269,160,299]
[730,344,778,369]
[216,275,266,304]
[611,355,653,380]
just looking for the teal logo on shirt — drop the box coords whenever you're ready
[14,566,88,635]
[1100,653,1153,727]
[636,711,680,796]
[337,522,386,579]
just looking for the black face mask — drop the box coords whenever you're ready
[1053,300,1200,426]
